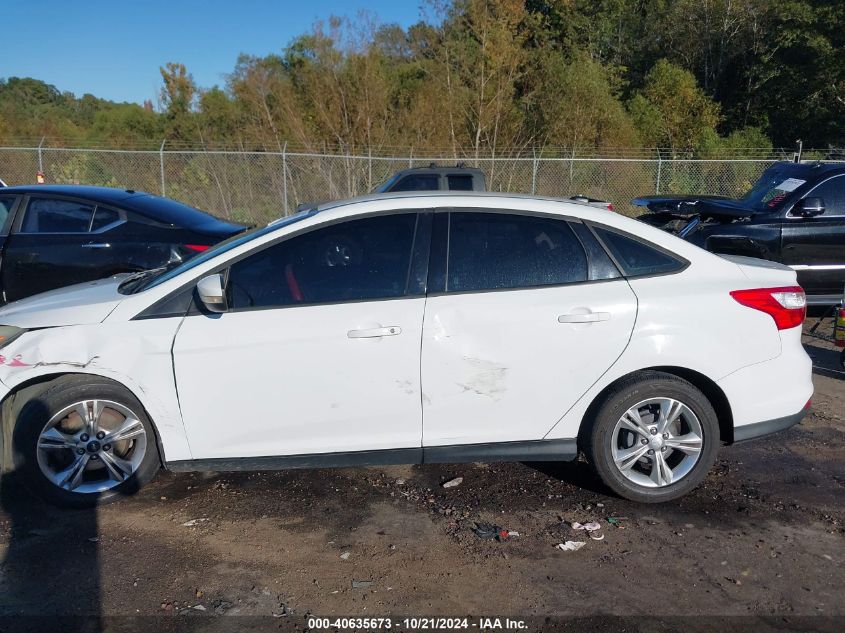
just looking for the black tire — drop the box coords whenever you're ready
[13,375,160,508]
[839,348,845,371]
[584,371,720,503]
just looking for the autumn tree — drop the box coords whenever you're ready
[159,62,197,140]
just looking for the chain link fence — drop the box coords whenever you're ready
[0,145,785,224]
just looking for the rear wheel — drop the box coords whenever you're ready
[586,371,720,503]
[14,376,160,508]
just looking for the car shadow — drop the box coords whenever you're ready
[0,401,102,632]
[523,459,614,497]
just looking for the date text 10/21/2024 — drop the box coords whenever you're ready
[307,617,529,630]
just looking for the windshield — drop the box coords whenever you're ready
[121,209,317,294]
[742,168,808,211]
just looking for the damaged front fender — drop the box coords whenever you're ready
[0,319,194,465]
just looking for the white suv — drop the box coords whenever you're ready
[0,193,813,507]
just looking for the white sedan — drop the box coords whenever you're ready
[0,193,813,506]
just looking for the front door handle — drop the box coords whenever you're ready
[558,312,611,324]
[347,326,402,339]
[81,242,111,249]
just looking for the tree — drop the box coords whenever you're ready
[159,62,197,140]
[530,52,639,150]
[628,59,721,152]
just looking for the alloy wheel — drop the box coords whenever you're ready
[611,397,704,488]
[36,399,147,494]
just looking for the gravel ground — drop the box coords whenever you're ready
[0,322,842,631]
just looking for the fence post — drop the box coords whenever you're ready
[408,148,413,169]
[37,137,45,174]
[531,149,538,195]
[655,149,662,195]
[159,139,167,196]
[282,141,289,216]
[368,146,373,192]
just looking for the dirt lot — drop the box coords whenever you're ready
[0,324,842,631]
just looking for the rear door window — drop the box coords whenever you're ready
[21,198,95,233]
[91,207,121,231]
[446,212,588,292]
[390,175,440,192]
[447,175,474,191]
[592,226,686,276]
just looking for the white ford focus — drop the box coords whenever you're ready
[0,193,813,507]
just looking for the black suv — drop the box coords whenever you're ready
[634,161,845,304]
[372,164,486,193]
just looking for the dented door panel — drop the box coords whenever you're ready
[420,281,638,446]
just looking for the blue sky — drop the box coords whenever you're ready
[3,0,424,105]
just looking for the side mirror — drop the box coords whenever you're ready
[196,274,228,313]
[796,197,825,217]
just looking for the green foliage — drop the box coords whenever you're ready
[2,0,842,152]
[628,60,721,153]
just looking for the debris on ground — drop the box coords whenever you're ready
[556,541,586,552]
[473,522,515,541]
[212,599,233,614]
[607,517,628,528]
[442,477,464,489]
[570,521,604,540]
[182,518,209,527]
[352,579,374,588]
[340,552,351,560]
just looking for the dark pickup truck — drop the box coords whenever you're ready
[372,165,486,193]
[634,161,845,305]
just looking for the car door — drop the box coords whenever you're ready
[420,210,638,447]
[172,211,430,460]
[0,194,21,301]
[3,196,120,301]
[781,174,845,298]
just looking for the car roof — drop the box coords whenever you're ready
[0,184,149,203]
[768,161,845,178]
[308,190,601,213]
[391,165,485,175]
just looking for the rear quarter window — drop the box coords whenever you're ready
[592,226,686,277]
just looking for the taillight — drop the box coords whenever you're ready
[183,244,210,252]
[607,203,615,212]
[730,286,806,330]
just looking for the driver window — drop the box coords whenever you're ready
[806,175,845,217]
[227,213,418,310]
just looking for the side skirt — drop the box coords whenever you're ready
[166,439,578,472]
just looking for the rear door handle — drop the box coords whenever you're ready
[81,242,111,249]
[347,326,402,339]
[558,312,611,323]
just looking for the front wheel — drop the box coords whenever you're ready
[14,376,160,508]
[585,371,720,503]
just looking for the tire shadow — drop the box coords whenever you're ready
[523,459,615,497]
